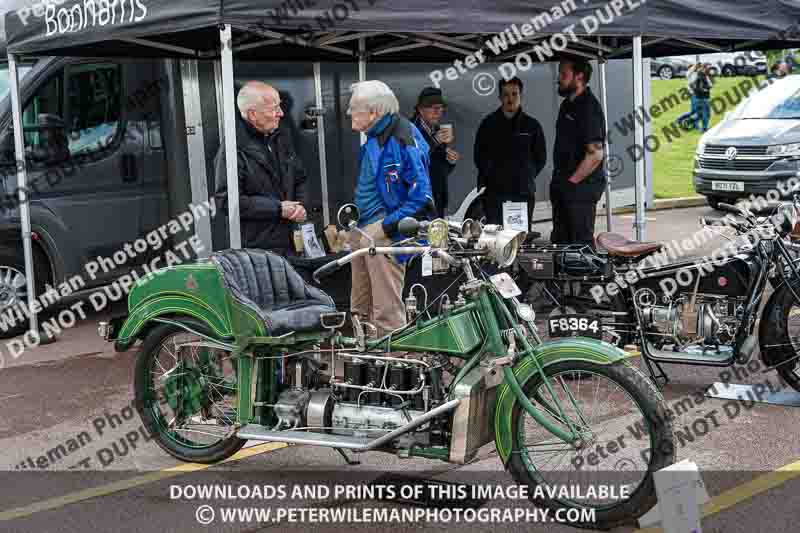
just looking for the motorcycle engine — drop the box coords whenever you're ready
[638,289,743,346]
[270,353,449,445]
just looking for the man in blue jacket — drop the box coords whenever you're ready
[347,80,433,336]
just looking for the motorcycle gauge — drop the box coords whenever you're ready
[428,218,449,248]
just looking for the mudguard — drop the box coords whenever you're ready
[114,295,233,351]
[493,338,631,465]
[113,263,264,351]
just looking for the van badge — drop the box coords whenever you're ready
[725,147,738,160]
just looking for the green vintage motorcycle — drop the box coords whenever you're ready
[101,205,674,529]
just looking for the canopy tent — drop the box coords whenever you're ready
[5,1,800,59]
[5,0,800,334]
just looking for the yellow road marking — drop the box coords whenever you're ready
[635,457,800,532]
[0,442,287,522]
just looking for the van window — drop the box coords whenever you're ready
[21,73,64,152]
[66,64,121,155]
[0,63,33,101]
[735,78,800,119]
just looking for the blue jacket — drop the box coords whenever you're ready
[360,114,434,246]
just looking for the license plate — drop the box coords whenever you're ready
[712,181,744,192]
[490,272,522,299]
[547,314,602,339]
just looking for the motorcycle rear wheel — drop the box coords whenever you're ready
[507,360,674,529]
[134,321,246,463]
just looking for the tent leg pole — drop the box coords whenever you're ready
[7,53,38,336]
[598,53,612,233]
[220,25,242,249]
[313,62,330,227]
[180,59,213,257]
[632,35,646,241]
[358,38,367,146]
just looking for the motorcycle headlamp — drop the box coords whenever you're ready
[460,218,482,240]
[427,218,449,248]
[478,226,527,267]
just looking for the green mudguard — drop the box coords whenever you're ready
[493,338,633,464]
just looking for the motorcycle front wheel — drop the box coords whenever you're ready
[507,360,674,530]
[134,321,246,463]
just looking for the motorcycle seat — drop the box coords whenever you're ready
[211,249,336,336]
[595,232,664,258]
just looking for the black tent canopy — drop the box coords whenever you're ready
[5,0,800,61]
[5,0,800,335]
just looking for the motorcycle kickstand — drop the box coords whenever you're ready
[642,356,670,390]
[335,448,360,465]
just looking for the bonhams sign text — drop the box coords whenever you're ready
[45,0,148,36]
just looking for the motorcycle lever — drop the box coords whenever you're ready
[352,225,374,247]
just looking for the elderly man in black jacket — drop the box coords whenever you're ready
[214,81,307,255]
[474,77,546,233]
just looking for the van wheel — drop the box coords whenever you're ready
[0,246,50,339]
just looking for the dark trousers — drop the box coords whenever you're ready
[433,189,448,219]
[549,188,600,246]
[484,192,536,230]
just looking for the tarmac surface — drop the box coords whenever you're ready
[1,205,800,533]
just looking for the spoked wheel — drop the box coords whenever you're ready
[507,360,674,529]
[766,296,800,392]
[134,322,245,463]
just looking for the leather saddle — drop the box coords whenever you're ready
[211,249,336,336]
[595,232,664,258]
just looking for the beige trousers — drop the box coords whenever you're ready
[350,219,407,337]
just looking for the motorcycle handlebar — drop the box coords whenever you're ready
[312,245,467,283]
[312,260,342,284]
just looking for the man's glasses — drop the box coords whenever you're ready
[346,106,371,115]
[424,105,447,113]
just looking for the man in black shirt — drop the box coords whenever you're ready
[551,59,606,246]
[474,77,546,231]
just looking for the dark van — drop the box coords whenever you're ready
[0,57,172,337]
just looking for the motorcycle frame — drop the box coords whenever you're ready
[233,262,607,448]
[524,230,800,384]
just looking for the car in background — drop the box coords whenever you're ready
[651,57,691,80]
[694,75,800,209]
[702,52,767,77]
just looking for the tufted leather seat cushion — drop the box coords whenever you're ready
[211,249,336,336]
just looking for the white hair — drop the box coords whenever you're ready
[237,81,276,117]
[349,80,399,116]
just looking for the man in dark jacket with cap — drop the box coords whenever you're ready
[474,77,546,232]
[214,81,307,255]
[412,87,459,218]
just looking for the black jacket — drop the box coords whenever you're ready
[474,108,546,198]
[413,115,455,214]
[214,114,307,252]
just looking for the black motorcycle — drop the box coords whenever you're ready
[515,200,800,390]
